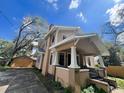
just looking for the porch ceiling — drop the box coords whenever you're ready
[76,36,109,56]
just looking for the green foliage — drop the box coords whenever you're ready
[95,64,101,68]
[51,80,63,90]
[103,42,122,66]
[81,85,106,93]
[108,46,121,66]
[0,39,13,65]
[108,76,124,89]
[63,87,72,93]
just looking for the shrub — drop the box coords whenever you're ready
[51,80,63,90]
[81,85,106,93]
[64,87,72,93]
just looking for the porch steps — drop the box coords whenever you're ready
[89,78,116,93]
[89,68,117,92]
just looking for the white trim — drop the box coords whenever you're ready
[49,34,96,49]
[44,25,80,39]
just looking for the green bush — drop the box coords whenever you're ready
[64,87,72,93]
[51,80,63,90]
[81,85,106,93]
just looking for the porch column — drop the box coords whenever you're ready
[52,51,59,65]
[95,55,105,67]
[68,46,80,68]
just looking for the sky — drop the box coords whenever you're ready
[0,0,124,40]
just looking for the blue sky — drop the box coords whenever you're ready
[0,0,123,40]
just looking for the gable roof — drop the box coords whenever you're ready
[44,25,80,39]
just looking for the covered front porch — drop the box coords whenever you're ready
[48,34,110,93]
[50,34,107,70]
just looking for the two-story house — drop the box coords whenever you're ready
[36,25,116,93]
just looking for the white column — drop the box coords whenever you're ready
[94,55,105,67]
[98,55,105,67]
[68,46,80,68]
[52,51,59,65]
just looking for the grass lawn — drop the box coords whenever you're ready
[107,76,124,89]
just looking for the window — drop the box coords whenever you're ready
[50,54,53,65]
[59,53,64,66]
[68,54,71,66]
[51,35,55,43]
[63,35,66,40]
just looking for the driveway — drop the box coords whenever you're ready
[0,68,48,93]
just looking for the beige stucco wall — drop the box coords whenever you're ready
[48,65,55,75]
[57,30,77,43]
[55,67,70,87]
[42,37,51,75]
[79,69,90,87]
[55,67,90,91]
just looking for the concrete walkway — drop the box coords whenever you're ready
[111,88,124,93]
[0,68,48,93]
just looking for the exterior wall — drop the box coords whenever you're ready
[35,53,44,69]
[57,30,77,43]
[79,69,89,87]
[42,37,51,75]
[48,65,55,75]
[107,66,124,78]
[55,67,90,91]
[55,67,70,87]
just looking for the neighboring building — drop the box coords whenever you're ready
[11,56,34,68]
[36,25,116,93]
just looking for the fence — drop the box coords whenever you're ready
[106,66,124,78]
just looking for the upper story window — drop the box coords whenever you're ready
[63,35,66,40]
[49,53,53,65]
[52,35,55,43]
[51,34,55,45]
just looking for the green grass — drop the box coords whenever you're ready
[107,76,124,89]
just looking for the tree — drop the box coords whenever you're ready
[108,46,121,66]
[6,16,48,65]
[101,4,124,66]
[0,39,13,65]
[103,41,124,66]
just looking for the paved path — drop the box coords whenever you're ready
[0,68,48,93]
[111,88,124,93]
